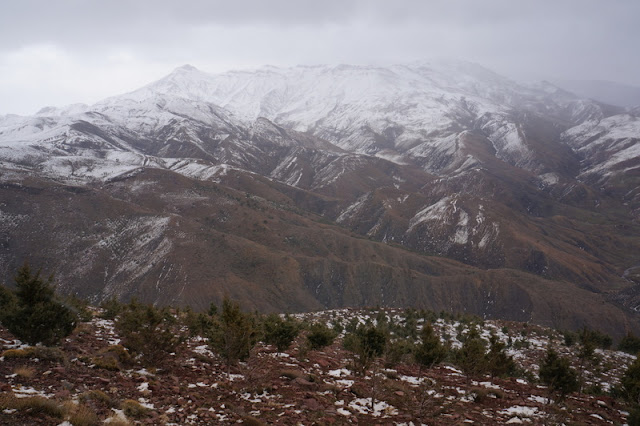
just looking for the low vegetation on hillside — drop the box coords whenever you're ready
[1,267,640,424]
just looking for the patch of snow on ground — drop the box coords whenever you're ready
[474,381,501,390]
[192,345,214,357]
[348,398,399,417]
[227,374,244,381]
[12,385,53,399]
[500,406,540,418]
[337,407,351,416]
[442,365,464,375]
[527,395,550,404]
[398,375,426,386]
[328,368,351,378]
[137,398,154,409]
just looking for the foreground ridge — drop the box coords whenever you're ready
[0,306,635,425]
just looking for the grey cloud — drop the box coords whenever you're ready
[1,0,639,114]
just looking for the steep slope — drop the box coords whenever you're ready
[0,168,636,336]
[563,113,640,217]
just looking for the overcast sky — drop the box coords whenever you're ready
[1,0,638,115]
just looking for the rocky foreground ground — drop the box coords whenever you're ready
[0,308,636,425]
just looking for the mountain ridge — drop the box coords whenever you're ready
[1,61,639,337]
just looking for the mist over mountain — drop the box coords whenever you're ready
[555,79,640,108]
[1,61,639,337]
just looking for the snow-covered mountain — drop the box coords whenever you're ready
[89,62,590,173]
[1,61,639,334]
[1,61,632,176]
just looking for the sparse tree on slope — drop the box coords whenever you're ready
[343,324,388,374]
[0,263,76,346]
[306,322,337,351]
[343,323,388,412]
[455,326,487,378]
[486,333,517,378]
[619,333,640,355]
[115,299,184,366]
[621,355,640,405]
[414,322,447,373]
[262,313,300,352]
[539,347,578,400]
[207,297,256,376]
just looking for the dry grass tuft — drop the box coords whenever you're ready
[14,365,36,379]
[0,394,64,418]
[92,344,131,371]
[68,403,100,426]
[79,389,113,407]
[120,399,151,419]
[1,346,65,362]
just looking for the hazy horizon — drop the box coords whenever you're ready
[2,0,639,115]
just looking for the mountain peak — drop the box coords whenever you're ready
[173,64,199,73]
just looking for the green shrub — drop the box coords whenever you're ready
[619,333,640,355]
[539,347,579,399]
[207,298,257,369]
[486,334,517,378]
[384,338,414,367]
[330,319,344,334]
[628,406,640,426]
[306,322,337,350]
[455,327,487,377]
[343,324,387,374]
[583,383,604,396]
[512,338,530,350]
[0,285,17,322]
[262,313,300,352]
[563,331,576,347]
[414,322,447,370]
[399,309,418,339]
[116,300,183,366]
[99,297,123,320]
[0,263,77,346]
[345,317,359,333]
[182,306,213,337]
[65,295,93,322]
[621,356,640,403]
[579,327,612,350]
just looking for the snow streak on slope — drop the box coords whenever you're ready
[564,114,640,178]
